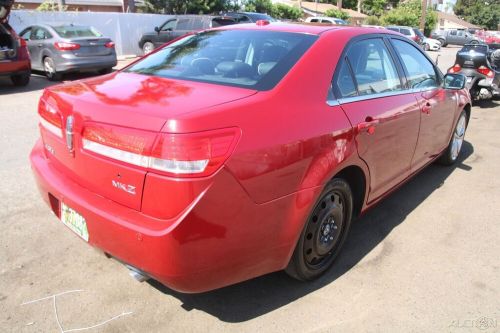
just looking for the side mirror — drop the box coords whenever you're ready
[444,73,466,90]
[154,26,160,33]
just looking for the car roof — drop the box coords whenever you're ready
[213,22,402,37]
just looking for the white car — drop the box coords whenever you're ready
[305,16,348,25]
[422,37,441,51]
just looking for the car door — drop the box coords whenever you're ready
[390,38,457,170]
[334,37,421,202]
[156,19,177,46]
[26,26,44,68]
[448,30,458,44]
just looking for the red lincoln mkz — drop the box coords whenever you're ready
[30,22,471,292]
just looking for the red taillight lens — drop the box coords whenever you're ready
[54,42,81,51]
[448,64,461,73]
[82,124,240,177]
[477,65,494,78]
[38,98,63,138]
[105,42,115,48]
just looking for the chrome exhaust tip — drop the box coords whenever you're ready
[126,265,150,283]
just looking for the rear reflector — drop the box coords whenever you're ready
[54,42,81,51]
[82,123,240,177]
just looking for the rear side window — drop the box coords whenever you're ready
[125,30,317,90]
[392,39,438,89]
[53,25,102,38]
[400,28,412,36]
[344,38,402,96]
[334,60,357,98]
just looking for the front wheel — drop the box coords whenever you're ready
[424,43,430,51]
[286,178,353,281]
[438,110,468,165]
[142,41,155,55]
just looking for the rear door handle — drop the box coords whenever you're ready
[422,102,432,114]
[357,117,379,134]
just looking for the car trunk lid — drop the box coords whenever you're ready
[69,37,114,57]
[39,72,257,211]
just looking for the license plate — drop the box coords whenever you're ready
[60,202,89,242]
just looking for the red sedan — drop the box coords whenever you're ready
[30,22,471,293]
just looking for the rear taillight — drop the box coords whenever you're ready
[17,38,30,60]
[105,42,115,48]
[82,124,240,178]
[54,42,81,51]
[448,64,461,73]
[477,65,494,78]
[38,98,63,138]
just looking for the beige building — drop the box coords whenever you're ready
[299,1,368,25]
[436,12,480,30]
[15,0,134,12]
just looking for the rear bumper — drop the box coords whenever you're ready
[30,139,316,292]
[0,59,31,76]
[55,54,117,73]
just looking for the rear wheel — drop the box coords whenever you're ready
[10,73,30,86]
[286,178,353,281]
[142,41,155,55]
[438,110,468,165]
[43,57,61,81]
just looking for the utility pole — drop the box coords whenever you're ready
[57,0,65,11]
[337,0,343,9]
[419,0,427,31]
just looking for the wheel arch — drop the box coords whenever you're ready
[332,165,367,218]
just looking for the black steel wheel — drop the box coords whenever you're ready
[286,178,353,281]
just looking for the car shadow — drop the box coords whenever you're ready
[473,99,500,109]
[0,71,112,95]
[148,141,475,323]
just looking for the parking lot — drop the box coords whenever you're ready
[1,46,499,332]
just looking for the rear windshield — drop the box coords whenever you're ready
[461,44,488,53]
[125,30,317,90]
[53,25,103,38]
[413,29,424,38]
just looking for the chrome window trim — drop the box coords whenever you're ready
[327,86,440,106]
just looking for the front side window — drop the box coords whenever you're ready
[176,19,192,30]
[20,28,32,40]
[345,38,402,96]
[161,20,177,31]
[392,39,438,89]
[32,27,51,40]
[125,30,317,90]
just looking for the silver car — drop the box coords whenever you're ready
[19,24,117,80]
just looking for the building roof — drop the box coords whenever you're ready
[16,0,123,6]
[437,11,480,29]
[300,1,368,19]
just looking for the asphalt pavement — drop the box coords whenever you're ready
[0,47,499,332]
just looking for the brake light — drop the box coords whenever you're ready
[448,64,461,73]
[477,65,494,78]
[38,98,63,138]
[82,124,240,177]
[54,42,81,51]
[105,42,115,48]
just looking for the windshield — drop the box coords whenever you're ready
[247,13,277,22]
[125,30,317,90]
[53,25,103,38]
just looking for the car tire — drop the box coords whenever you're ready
[438,110,468,166]
[10,73,30,86]
[98,67,113,75]
[43,57,61,81]
[286,178,353,281]
[424,43,430,51]
[142,41,155,55]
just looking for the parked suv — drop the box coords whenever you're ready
[386,26,423,46]
[138,15,237,55]
[0,0,31,86]
[431,29,482,47]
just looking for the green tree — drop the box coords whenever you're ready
[142,0,238,14]
[381,0,437,35]
[454,0,500,30]
[325,8,350,20]
[271,4,303,20]
[362,0,387,16]
[243,0,273,13]
[37,0,67,11]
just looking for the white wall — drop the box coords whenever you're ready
[9,10,173,57]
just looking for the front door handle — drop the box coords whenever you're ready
[357,117,379,135]
[422,102,432,114]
